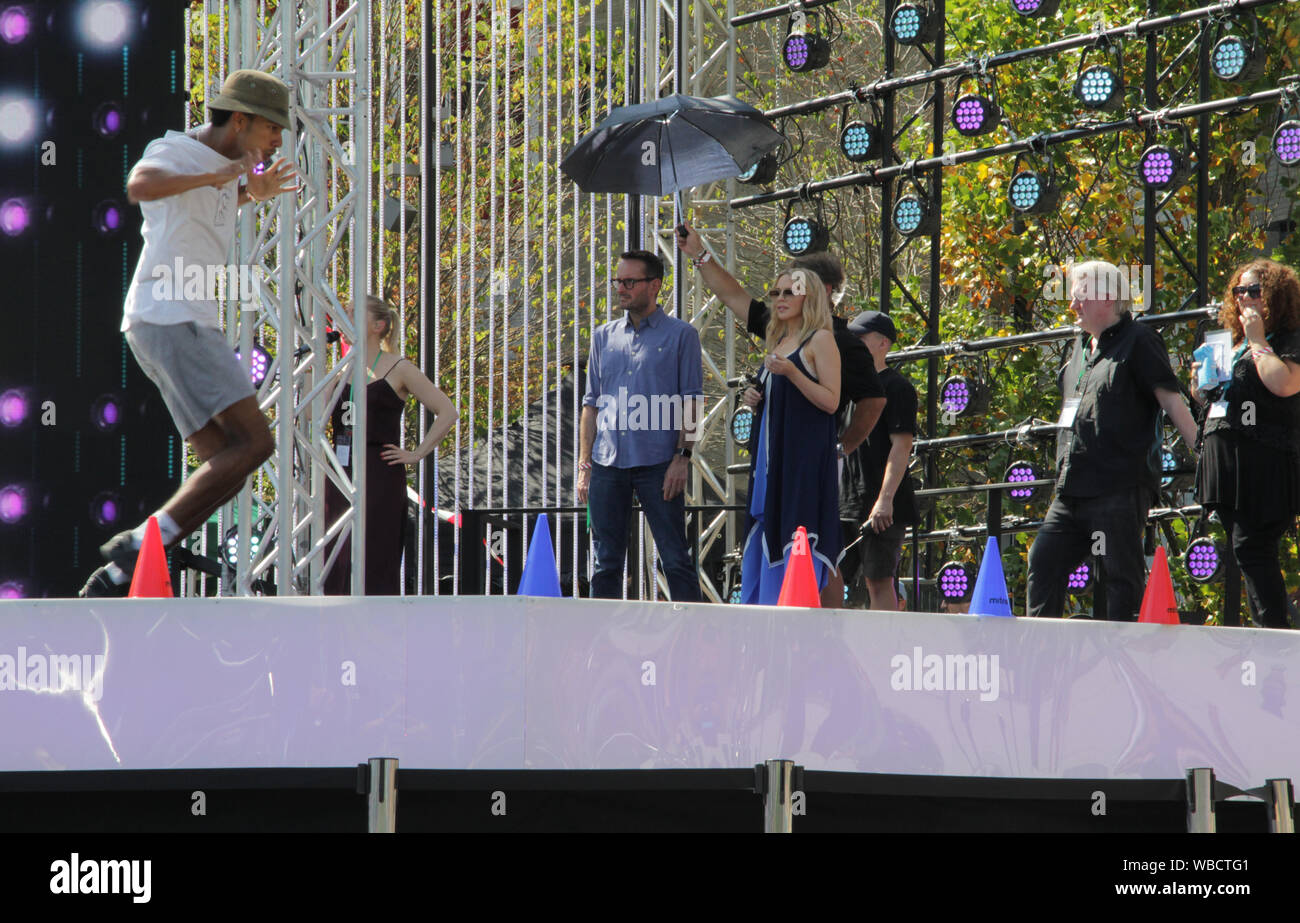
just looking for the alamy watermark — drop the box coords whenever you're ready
[0,647,105,702]
[49,854,150,903]
[150,258,268,304]
[595,388,702,433]
[889,645,1001,701]
[1041,262,1152,309]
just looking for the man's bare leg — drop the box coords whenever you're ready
[866,577,899,612]
[159,396,273,539]
[821,568,845,609]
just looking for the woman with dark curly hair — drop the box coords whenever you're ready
[1191,259,1300,628]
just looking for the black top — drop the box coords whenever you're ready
[1056,313,1179,499]
[746,298,884,414]
[842,366,919,524]
[1202,328,1300,455]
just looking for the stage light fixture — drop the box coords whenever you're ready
[0,5,32,44]
[782,14,831,74]
[0,198,30,236]
[90,490,122,529]
[1184,537,1224,583]
[1074,64,1122,112]
[892,178,938,238]
[937,561,975,603]
[93,101,124,138]
[952,92,1000,137]
[1138,143,1192,191]
[781,215,829,257]
[1010,0,1059,16]
[1160,441,1194,491]
[1274,120,1300,166]
[730,405,754,444]
[93,200,123,235]
[0,580,25,599]
[223,524,264,569]
[0,484,28,524]
[889,2,939,46]
[0,97,36,147]
[737,150,780,186]
[0,388,29,427]
[235,343,271,387]
[1004,460,1041,501]
[940,374,989,417]
[1066,559,1095,594]
[839,120,883,163]
[1210,16,1264,84]
[90,393,122,432]
[1007,167,1060,215]
[78,0,132,50]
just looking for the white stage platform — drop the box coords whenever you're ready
[0,597,1295,790]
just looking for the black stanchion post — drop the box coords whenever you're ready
[1186,767,1216,833]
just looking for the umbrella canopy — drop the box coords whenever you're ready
[561,94,785,196]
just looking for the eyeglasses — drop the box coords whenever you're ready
[768,288,802,299]
[1232,284,1263,299]
[611,277,652,290]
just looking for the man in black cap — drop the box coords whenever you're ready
[675,223,886,607]
[80,70,300,596]
[844,310,918,611]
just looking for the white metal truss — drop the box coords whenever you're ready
[197,0,372,596]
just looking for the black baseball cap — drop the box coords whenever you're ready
[847,310,897,341]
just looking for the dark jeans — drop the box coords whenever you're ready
[1216,509,1292,629]
[1027,488,1151,621]
[588,460,700,602]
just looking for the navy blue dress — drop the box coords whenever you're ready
[740,334,841,604]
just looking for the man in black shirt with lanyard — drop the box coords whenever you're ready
[1027,260,1199,621]
[675,223,886,607]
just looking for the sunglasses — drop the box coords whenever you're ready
[1232,284,1263,299]
[768,288,802,299]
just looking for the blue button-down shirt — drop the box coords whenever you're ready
[583,306,704,468]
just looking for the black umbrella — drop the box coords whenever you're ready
[561,94,785,196]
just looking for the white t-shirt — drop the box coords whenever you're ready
[121,130,240,331]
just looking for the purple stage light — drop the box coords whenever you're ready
[90,490,121,528]
[1010,0,1060,16]
[1274,121,1300,167]
[783,34,808,69]
[941,377,969,414]
[1138,145,1190,190]
[0,389,28,427]
[94,102,123,137]
[94,200,123,234]
[1066,560,1092,592]
[938,562,973,601]
[952,94,999,136]
[0,580,25,599]
[0,484,28,524]
[1185,538,1223,583]
[235,344,271,387]
[91,394,121,431]
[781,25,829,73]
[0,5,31,44]
[1004,460,1039,500]
[0,198,30,236]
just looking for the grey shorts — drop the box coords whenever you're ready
[841,518,907,582]
[126,321,255,438]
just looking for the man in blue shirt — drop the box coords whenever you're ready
[578,250,704,601]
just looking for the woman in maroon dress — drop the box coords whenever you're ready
[324,296,456,594]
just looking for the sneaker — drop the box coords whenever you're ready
[99,530,140,578]
[79,565,130,599]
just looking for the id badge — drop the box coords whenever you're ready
[1208,400,1228,420]
[1058,397,1080,428]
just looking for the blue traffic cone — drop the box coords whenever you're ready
[969,536,1014,617]
[517,513,562,597]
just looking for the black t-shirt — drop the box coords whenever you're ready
[1203,328,1300,455]
[745,298,883,414]
[1057,313,1180,499]
[841,366,918,524]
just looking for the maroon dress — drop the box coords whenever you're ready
[323,362,409,595]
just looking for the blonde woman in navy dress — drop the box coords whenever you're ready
[740,268,842,603]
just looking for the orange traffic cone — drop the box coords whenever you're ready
[777,526,821,608]
[127,516,173,598]
[1137,546,1178,624]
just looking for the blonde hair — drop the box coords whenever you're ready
[366,295,398,348]
[765,268,833,350]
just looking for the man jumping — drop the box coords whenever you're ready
[80,70,300,597]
